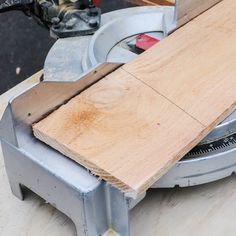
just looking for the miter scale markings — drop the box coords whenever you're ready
[185,132,236,158]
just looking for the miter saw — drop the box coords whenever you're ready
[0,0,236,235]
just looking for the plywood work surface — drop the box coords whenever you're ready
[33,0,236,198]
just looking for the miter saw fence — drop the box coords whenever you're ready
[0,0,101,38]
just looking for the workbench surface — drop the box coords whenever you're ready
[1,73,236,236]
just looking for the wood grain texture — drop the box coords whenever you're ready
[33,69,206,197]
[3,72,236,236]
[123,0,236,127]
[33,0,236,198]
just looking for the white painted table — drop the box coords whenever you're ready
[0,72,236,236]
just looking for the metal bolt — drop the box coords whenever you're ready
[65,21,75,30]
[89,19,98,28]
[51,17,60,24]
[51,17,61,29]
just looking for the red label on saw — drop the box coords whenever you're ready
[136,34,160,51]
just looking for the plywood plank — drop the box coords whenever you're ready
[3,72,236,236]
[123,0,236,127]
[33,0,236,198]
[33,69,207,197]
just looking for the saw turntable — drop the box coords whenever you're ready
[0,0,236,235]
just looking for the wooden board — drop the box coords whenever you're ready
[123,0,236,127]
[3,72,236,236]
[33,0,236,198]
